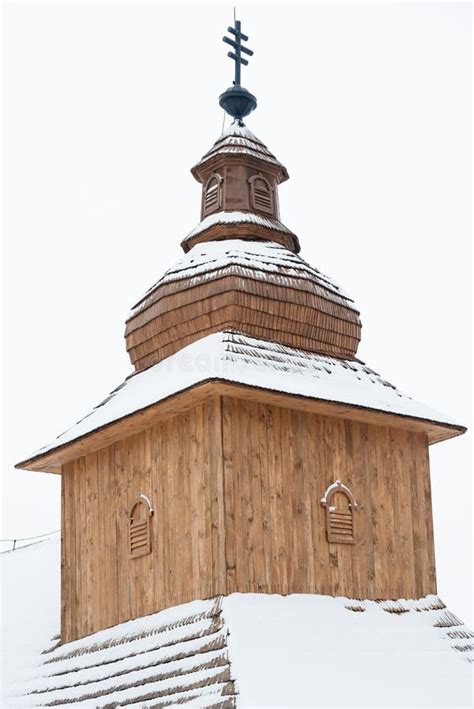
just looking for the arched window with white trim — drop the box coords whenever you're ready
[321,480,357,544]
[129,493,154,558]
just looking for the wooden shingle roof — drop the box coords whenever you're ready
[18,597,236,707]
[4,538,473,708]
[17,331,465,472]
[191,121,289,182]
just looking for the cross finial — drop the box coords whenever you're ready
[223,18,254,87]
[219,15,257,121]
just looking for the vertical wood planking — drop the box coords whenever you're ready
[151,423,165,611]
[348,421,367,598]
[266,404,286,594]
[237,399,253,592]
[249,402,266,591]
[60,398,437,641]
[308,413,330,595]
[335,419,353,597]
[114,439,131,624]
[408,431,424,598]
[77,455,87,637]
[209,397,226,596]
[61,466,71,642]
[189,407,200,600]
[421,438,437,594]
[369,424,386,597]
[222,397,237,593]
[259,404,274,592]
[360,423,375,597]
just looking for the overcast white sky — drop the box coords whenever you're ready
[2,1,472,624]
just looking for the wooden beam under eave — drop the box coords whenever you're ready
[16,378,466,474]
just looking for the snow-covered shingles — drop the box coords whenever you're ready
[129,239,353,319]
[3,541,472,708]
[193,120,287,172]
[222,593,473,708]
[21,331,462,464]
[3,541,236,707]
[185,211,294,240]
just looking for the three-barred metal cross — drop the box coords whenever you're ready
[223,19,254,87]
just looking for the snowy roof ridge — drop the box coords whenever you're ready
[3,538,472,707]
[19,331,462,465]
[220,121,261,141]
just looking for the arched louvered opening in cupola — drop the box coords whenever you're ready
[321,481,357,544]
[249,173,274,216]
[129,493,154,558]
[202,173,223,217]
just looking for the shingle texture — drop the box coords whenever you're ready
[192,122,288,177]
[4,539,473,708]
[22,331,461,464]
[129,239,353,319]
[19,598,236,707]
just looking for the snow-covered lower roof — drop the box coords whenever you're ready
[2,538,236,708]
[19,332,462,467]
[3,538,473,707]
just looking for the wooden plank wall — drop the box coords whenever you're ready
[221,398,436,602]
[61,398,225,643]
[61,396,436,643]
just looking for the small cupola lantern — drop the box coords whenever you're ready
[188,18,293,253]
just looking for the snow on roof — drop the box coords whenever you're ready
[129,238,353,319]
[22,332,460,464]
[193,121,287,174]
[223,594,473,707]
[221,121,261,141]
[2,538,60,697]
[185,211,294,240]
[2,538,236,708]
[3,538,472,707]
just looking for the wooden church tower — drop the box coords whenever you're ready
[17,19,465,644]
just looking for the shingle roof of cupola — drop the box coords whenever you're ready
[191,120,289,183]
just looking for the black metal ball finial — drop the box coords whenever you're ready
[219,85,257,120]
[220,18,257,120]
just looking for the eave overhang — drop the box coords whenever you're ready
[16,379,466,474]
[180,217,300,254]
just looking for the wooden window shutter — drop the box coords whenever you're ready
[249,174,274,215]
[129,493,153,559]
[203,173,222,216]
[321,480,357,544]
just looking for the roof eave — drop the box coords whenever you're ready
[180,219,301,254]
[15,379,466,474]
[191,153,289,184]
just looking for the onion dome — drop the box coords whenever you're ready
[125,240,361,373]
